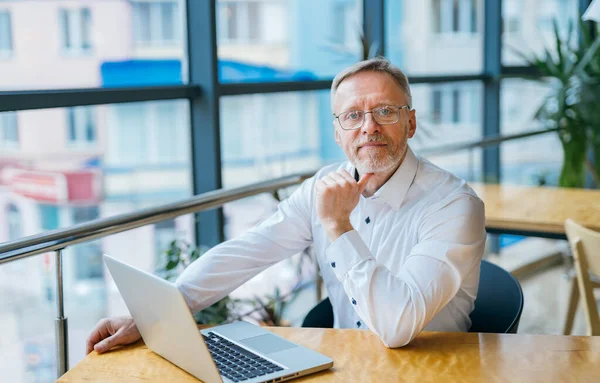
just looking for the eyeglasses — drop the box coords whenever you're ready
[333,104,410,131]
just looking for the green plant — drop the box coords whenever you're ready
[515,20,600,188]
[156,238,243,325]
[156,237,310,327]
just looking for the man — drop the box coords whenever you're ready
[87,58,486,354]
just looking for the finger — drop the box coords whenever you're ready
[337,170,355,184]
[357,173,374,193]
[315,179,326,193]
[329,172,348,187]
[94,333,120,354]
[320,175,336,187]
[86,320,111,354]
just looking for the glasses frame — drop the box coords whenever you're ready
[333,104,411,131]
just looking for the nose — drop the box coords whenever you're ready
[361,112,381,135]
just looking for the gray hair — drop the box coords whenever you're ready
[330,57,412,112]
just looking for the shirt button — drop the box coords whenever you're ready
[356,321,361,328]
[365,217,371,224]
[351,298,357,305]
[330,262,336,268]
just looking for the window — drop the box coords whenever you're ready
[155,219,177,261]
[218,0,285,44]
[67,107,96,147]
[501,79,562,185]
[0,112,19,148]
[432,90,443,124]
[59,8,92,52]
[220,91,326,189]
[433,0,478,34]
[108,100,189,166]
[386,0,482,75]
[73,206,103,280]
[503,0,522,37]
[132,1,181,47]
[0,10,13,55]
[6,204,22,241]
[217,0,361,82]
[218,1,266,43]
[503,0,578,66]
[427,84,480,126]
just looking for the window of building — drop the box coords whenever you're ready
[0,112,19,148]
[503,0,522,37]
[67,107,96,147]
[109,100,188,166]
[72,206,103,280]
[7,203,22,241]
[432,90,443,123]
[155,219,177,261]
[218,0,286,44]
[132,1,181,47]
[433,0,478,34]
[430,85,479,125]
[59,8,92,52]
[0,10,13,55]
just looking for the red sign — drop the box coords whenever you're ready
[9,169,102,204]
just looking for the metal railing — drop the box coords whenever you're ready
[0,173,311,378]
[0,126,557,378]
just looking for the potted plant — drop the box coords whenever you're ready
[516,20,600,188]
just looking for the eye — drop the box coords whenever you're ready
[343,111,362,121]
[377,106,394,116]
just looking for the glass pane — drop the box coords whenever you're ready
[502,0,579,66]
[410,82,484,182]
[217,0,363,82]
[385,0,484,75]
[0,100,194,378]
[0,100,192,241]
[500,78,563,185]
[0,1,188,90]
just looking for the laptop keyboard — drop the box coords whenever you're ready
[203,332,285,382]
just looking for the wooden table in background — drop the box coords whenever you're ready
[59,327,600,382]
[471,183,600,239]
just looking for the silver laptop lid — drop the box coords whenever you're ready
[104,254,223,383]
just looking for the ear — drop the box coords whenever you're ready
[407,109,417,139]
[334,121,342,147]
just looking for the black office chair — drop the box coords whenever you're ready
[302,260,524,334]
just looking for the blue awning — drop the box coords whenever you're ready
[100,59,316,87]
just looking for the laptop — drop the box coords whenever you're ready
[103,254,333,383]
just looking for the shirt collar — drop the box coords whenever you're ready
[347,146,419,210]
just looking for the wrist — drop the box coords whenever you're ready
[323,220,354,242]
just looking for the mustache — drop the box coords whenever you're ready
[355,134,390,148]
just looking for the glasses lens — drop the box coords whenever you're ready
[373,106,399,124]
[339,110,364,130]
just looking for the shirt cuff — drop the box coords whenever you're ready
[325,230,373,280]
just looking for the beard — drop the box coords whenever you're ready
[350,133,406,174]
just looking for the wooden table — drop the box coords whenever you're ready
[59,327,600,382]
[471,183,600,239]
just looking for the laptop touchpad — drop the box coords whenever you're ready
[240,334,298,354]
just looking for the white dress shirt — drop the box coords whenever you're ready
[176,146,486,347]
